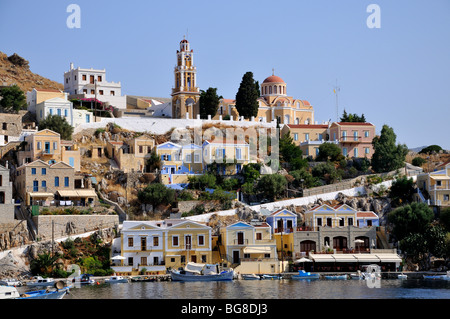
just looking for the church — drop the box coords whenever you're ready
[170,38,314,125]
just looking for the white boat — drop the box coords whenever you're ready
[423,271,450,280]
[26,276,55,287]
[105,276,129,284]
[398,273,407,280]
[324,274,348,280]
[241,274,260,280]
[1,281,69,299]
[0,278,22,286]
[170,262,234,282]
[72,274,96,285]
[349,270,364,280]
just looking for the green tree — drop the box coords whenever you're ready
[279,133,307,170]
[188,173,217,190]
[312,162,342,184]
[30,252,64,276]
[38,114,74,140]
[439,207,450,232]
[137,183,175,207]
[199,87,222,119]
[340,109,366,122]
[316,142,343,162]
[411,157,426,167]
[235,71,259,119]
[389,176,415,206]
[289,168,321,189]
[0,84,26,112]
[387,202,434,241]
[419,145,443,155]
[371,125,408,173]
[241,163,261,184]
[146,150,162,172]
[256,174,287,201]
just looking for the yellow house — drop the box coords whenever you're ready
[219,221,278,274]
[164,219,212,268]
[416,161,450,206]
[17,129,81,171]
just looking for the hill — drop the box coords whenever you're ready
[0,51,63,93]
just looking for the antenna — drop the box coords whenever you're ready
[333,79,340,121]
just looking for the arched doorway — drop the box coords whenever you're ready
[300,240,316,254]
[333,236,348,251]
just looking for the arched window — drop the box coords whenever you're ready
[269,86,272,94]
[295,118,299,124]
[274,86,277,94]
[284,114,290,124]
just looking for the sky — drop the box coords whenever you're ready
[1,0,449,150]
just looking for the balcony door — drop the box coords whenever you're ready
[237,232,244,245]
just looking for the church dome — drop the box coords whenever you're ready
[263,75,285,83]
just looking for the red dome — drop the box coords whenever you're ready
[262,75,285,83]
[180,39,189,43]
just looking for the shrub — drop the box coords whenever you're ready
[412,157,426,167]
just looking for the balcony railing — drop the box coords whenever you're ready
[274,228,294,234]
[340,136,361,143]
[233,239,249,245]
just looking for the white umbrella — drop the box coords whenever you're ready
[354,239,364,253]
[111,255,126,260]
[294,257,312,263]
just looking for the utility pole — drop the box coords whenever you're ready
[333,79,340,121]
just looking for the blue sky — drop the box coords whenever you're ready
[1,0,449,149]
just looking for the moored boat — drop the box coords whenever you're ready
[105,276,129,283]
[324,274,348,280]
[291,270,320,280]
[170,262,234,282]
[1,280,70,299]
[423,271,450,280]
[72,274,96,285]
[26,276,55,287]
[260,274,281,280]
[0,278,22,287]
[349,270,364,280]
[241,274,260,280]
[397,273,407,280]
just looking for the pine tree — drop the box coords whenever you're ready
[371,125,408,173]
[235,72,259,119]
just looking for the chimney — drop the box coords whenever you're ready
[70,62,74,70]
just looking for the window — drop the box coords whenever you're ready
[256,233,262,240]
[153,236,159,247]
[294,133,298,141]
[236,148,242,160]
[53,142,57,150]
[172,236,179,247]
[37,142,41,150]
[343,147,348,156]
[90,89,95,94]
[326,218,332,227]
[364,131,369,138]
[353,131,358,141]
[33,181,38,192]
[99,90,104,95]
[339,218,344,227]
[55,177,59,187]
[186,154,191,162]
[354,148,358,157]
[64,177,69,187]
[342,131,347,141]
[140,257,147,266]
[31,168,36,175]
[305,133,309,140]
[41,180,46,189]
[194,154,200,163]
[348,218,353,226]
[49,109,53,115]
[444,194,449,201]
[98,75,102,82]
[82,74,87,81]
[41,168,46,175]
[317,217,322,226]
[128,257,133,266]
[86,114,90,123]
[110,91,115,96]
[128,238,134,247]
[90,75,94,84]
[139,145,143,153]
[198,235,204,246]
[64,109,68,117]
[57,109,61,116]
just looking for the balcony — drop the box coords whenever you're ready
[172,87,200,94]
[340,136,361,144]
[40,149,54,156]
[233,239,249,246]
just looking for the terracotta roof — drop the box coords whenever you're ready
[357,212,378,218]
[262,75,285,84]
[221,99,235,104]
[287,124,328,129]
[336,122,374,126]
[302,100,310,106]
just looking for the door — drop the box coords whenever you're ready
[232,251,240,264]
[237,232,244,245]
[185,235,192,250]
[44,142,50,154]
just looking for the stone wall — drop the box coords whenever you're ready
[32,214,119,241]
[0,220,32,250]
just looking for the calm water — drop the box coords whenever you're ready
[61,278,450,299]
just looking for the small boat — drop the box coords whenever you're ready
[423,271,450,280]
[72,274,95,285]
[397,273,407,280]
[291,270,320,280]
[26,276,55,287]
[0,278,22,287]
[170,262,234,282]
[1,281,70,299]
[241,274,260,280]
[349,270,364,280]
[324,274,348,280]
[105,276,129,284]
[260,274,281,280]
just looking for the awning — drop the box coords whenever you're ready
[57,190,79,197]
[76,189,97,197]
[375,254,402,263]
[310,254,336,262]
[430,176,450,180]
[29,192,54,197]
[243,246,272,254]
[333,255,358,262]
[353,254,381,262]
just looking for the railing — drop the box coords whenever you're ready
[430,184,450,191]
[274,227,294,234]
[233,239,249,245]
[340,136,360,143]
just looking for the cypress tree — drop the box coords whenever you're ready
[235,72,259,119]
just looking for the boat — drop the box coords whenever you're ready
[1,281,70,299]
[0,278,22,286]
[349,270,364,280]
[260,274,281,280]
[291,270,320,280]
[324,274,348,280]
[241,274,261,280]
[72,274,96,285]
[105,276,129,283]
[170,262,234,282]
[397,273,408,280]
[423,271,450,280]
[26,276,55,287]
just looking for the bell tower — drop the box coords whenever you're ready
[171,37,200,119]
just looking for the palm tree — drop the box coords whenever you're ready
[30,252,63,276]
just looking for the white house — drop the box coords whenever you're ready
[36,97,73,124]
[64,63,126,109]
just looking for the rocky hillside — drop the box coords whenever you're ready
[0,51,63,93]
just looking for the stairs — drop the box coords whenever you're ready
[376,226,390,249]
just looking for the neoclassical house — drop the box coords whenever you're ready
[256,74,314,125]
